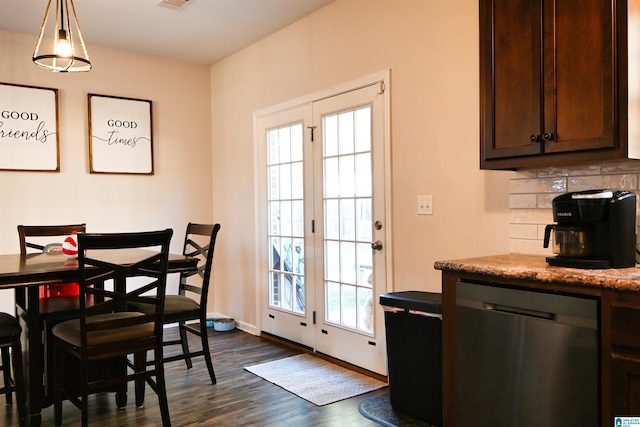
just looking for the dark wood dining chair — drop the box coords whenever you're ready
[18,224,87,298]
[16,223,88,412]
[0,313,26,427]
[131,223,221,385]
[166,223,220,383]
[51,229,174,427]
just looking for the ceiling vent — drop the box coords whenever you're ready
[157,0,192,11]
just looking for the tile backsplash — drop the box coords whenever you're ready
[509,160,640,255]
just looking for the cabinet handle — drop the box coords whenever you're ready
[543,132,554,141]
[530,134,541,142]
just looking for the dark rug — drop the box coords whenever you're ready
[358,394,436,427]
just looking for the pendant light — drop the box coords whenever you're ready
[32,0,91,72]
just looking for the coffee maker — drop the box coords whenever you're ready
[543,189,637,268]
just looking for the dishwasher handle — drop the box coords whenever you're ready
[483,302,556,321]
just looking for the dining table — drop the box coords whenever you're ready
[0,249,198,427]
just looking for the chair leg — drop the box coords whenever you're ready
[80,361,89,427]
[115,356,128,408]
[10,341,26,427]
[134,352,146,408]
[178,322,192,369]
[1,347,12,405]
[199,319,217,385]
[53,345,63,427]
[53,387,62,427]
[154,348,171,427]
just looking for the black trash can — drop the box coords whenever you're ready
[380,291,442,426]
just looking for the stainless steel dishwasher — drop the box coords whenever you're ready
[456,281,598,427]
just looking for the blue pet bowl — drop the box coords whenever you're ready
[206,318,235,332]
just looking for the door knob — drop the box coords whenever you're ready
[371,241,383,251]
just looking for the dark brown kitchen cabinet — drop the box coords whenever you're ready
[608,291,640,418]
[480,0,637,170]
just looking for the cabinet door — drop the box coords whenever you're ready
[481,0,618,167]
[543,0,616,154]
[611,355,640,417]
[607,294,640,420]
[480,0,543,161]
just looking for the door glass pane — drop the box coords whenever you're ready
[356,242,372,286]
[291,123,303,161]
[355,153,371,197]
[281,237,293,310]
[267,123,305,314]
[325,199,339,240]
[323,106,373,333]
[269,202,280,235]
[280,201,291,236]
[326,282,341,323]
[279,164,291,200]
[355,106,371,153]
[291,162,303,199]
[292,201,304,237]
[342,284,357,328]
[339,155,355,197]
[268,165,280,200]
[340,242,356,285]
[324,115,338,157]
[356,199,372,242]
[324,157,339,198]
[325,240,340,282]
[340,199,355,240]
[338,110,354,154]
[358,287,374,332]
[278,127,291,163]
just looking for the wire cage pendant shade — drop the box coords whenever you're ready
[32,0,91,72]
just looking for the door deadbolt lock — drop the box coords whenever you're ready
[371,241,383,251]
[375,220,383,230]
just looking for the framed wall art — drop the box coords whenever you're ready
[88,94,153,174]
[0,82,60,172]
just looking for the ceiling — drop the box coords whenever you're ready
[0,0,335,65]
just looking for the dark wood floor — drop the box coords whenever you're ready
[1,327,389,426]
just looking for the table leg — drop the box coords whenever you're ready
[21,286,44,427]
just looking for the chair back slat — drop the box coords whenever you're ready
[181,283,202,296]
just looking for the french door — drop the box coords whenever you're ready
[257,75,390,375]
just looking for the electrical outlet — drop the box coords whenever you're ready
[418,195,433,215]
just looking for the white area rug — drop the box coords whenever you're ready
[245,353,388,406]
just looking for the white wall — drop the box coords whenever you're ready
[0,30,213,313]
[209,0,513,330]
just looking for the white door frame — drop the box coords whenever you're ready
[253,69,393,345]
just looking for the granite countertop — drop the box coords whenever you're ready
[434,253,640,292]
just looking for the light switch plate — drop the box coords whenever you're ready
[418,195,433,215]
